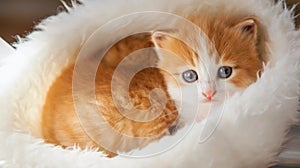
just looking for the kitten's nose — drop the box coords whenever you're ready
[202,90,216,101]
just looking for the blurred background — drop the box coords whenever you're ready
[0,0,299,44]
[0,0,72,43]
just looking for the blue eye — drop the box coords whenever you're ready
[218,66,232,79]
[182,70,198,83]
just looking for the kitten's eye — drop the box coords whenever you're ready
[218,66,232,79]
[182,70,198,83]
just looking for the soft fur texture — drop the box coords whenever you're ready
[152,13,266,123]
[41,33,178,157]
[41,13,264,156]
[0,0,299,167]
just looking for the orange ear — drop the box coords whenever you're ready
[151,31,170,48]
[151,31,168,48]
[151,31,170,61]
[151,29,177,48]
[234,17,258,40]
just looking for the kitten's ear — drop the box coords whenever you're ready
[151,31,170,48]
[152,32,165,48]
[151,31,169,61]
[234,17,258,40]
[151,30,179,61]
[151,29,177,48]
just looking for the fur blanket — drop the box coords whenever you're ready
[0,0,299,167]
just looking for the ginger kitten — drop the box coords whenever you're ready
[42,34,178,157]
[152,13,266,121]
[42,13,266,156]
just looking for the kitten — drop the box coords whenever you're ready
[42,34,178,157]
[42,13,266,156]
[152,13,266,122]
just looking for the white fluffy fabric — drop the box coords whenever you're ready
[0,0,299,167]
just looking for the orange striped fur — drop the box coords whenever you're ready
[42,13,267,157]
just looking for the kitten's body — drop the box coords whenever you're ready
[42,34,178,156]
[42,13,266,156]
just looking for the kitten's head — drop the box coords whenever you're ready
[152,14,264,121]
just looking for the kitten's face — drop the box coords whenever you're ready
[153,15,263,121]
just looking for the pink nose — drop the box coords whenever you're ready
[202,90,216,101]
